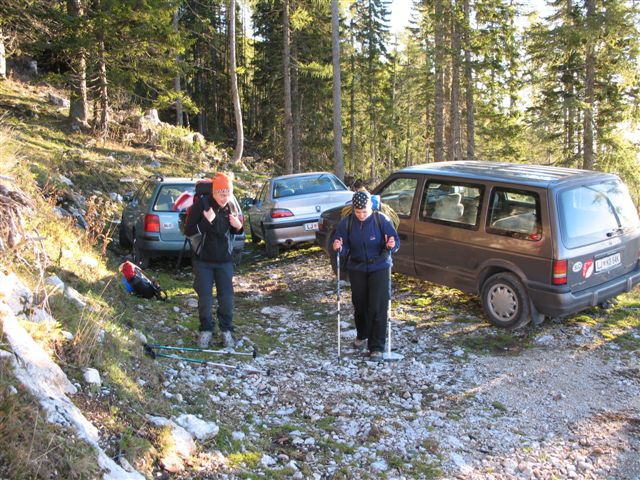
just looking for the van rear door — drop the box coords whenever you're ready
[557,179,640,292]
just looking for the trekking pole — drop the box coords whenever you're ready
[336,248,342,360]
[144,343,257,358]
[144,346,267,375]
[387,259,392,358]
[384,252,403,362]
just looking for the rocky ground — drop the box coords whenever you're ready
[129,244,640,480]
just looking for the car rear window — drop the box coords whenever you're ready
[559,180,640,248]
[273,174,347,198]
[153,184,195,212]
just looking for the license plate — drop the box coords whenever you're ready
[304,222,318,232]
[595,253,621,272]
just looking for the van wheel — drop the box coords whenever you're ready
[481,272,531,329]
[262,226,279,258]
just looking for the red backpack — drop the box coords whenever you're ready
[119,260,167,300]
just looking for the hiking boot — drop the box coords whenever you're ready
[369,351,384,361]
[198,331,212,349]
[222,330,235,349]
[352,338,368,351]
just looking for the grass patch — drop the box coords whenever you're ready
[454,330,528,355]
[228,450,261,470]
[0,367,102,479]
[315,415,337,431]
[491,400,508,412]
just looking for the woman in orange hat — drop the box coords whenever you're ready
[185,172,244,349]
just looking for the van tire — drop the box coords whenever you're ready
[481,272,531,329]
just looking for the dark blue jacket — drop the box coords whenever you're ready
[333,211,400,273]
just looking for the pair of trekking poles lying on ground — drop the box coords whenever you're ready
[143,343,269,375]
[336,251,403,362]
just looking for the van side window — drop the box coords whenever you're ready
[379,177,418,217]
[420,181,483,228]
[487,189,542,241]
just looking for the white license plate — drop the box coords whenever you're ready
[595,253,621,272]
[304,222,318,232]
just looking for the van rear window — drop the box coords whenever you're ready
[559,180,640,248]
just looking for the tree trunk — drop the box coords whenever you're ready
[448,0,461,162]
[292,41,301,172]
[582,0,595,170]
[463,0,474,160]
[349,27,356,174]
[331,0,344,181]
[229,0,244,164]
[67,0,89,130]
[173,9,183,127]
[434,0,445,162]
[0,28,5,79]
[96,36,109,134]
[282,0,293,174]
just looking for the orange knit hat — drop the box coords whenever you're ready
[212,172,233,193]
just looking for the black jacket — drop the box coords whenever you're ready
[184,196,243,264]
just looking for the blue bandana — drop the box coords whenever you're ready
[352,191,371,209]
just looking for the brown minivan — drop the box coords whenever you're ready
[316,161,640,329]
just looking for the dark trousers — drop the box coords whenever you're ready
[349,267,390,352]
[192,259,234,333]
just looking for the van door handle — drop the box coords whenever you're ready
[398,233,408,240]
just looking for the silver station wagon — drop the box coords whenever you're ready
[247,172,353,257]
[317,161,640,329]
[119,176,245,268]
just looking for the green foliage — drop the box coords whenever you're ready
[525,0,640,169]
[0,374,102,479]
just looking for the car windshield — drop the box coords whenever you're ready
[559,180,640,248]
[153,184,195,212]
[273,174,347,198]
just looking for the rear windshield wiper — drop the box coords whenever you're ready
[606,226,625,237]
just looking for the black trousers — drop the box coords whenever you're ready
[192,259,234,333]
[349,267,390,352]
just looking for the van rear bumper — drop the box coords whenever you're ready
[528,266,640,317]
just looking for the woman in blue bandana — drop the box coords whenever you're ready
[332,191,400,360]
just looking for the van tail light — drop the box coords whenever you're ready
[270,208,294,219]
[552,259,567,285]
[144,214,161,233]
